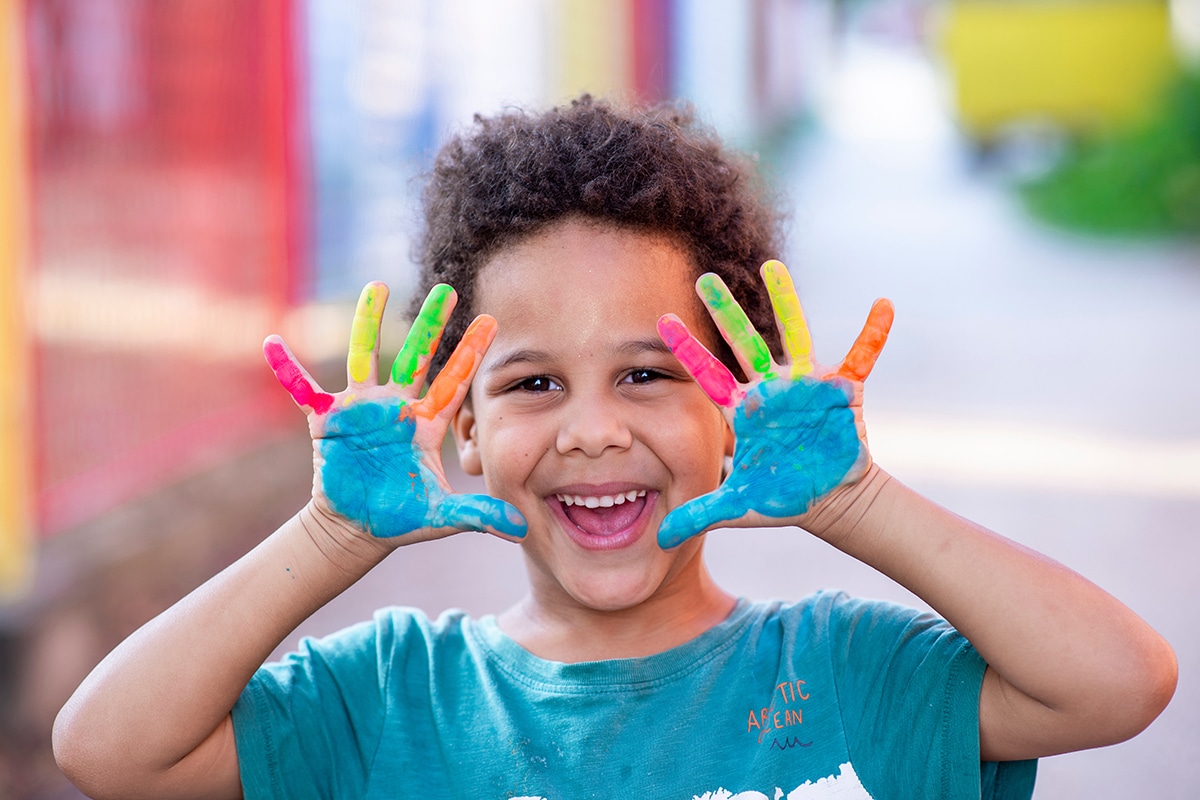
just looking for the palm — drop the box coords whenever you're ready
[727,375,864,507]
[657,260,892,548]
[312,398,427,534]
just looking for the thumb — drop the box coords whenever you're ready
[432,494,528,539]
[658,489,745,550]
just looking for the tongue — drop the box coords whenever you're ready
[563,497,646,536]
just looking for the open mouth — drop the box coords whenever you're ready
[556,490,646,535]
[550,489,654,549]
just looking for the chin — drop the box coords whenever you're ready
[557,566,674,614]
[522,519,708,615]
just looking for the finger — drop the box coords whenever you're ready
[263,335,334,414]
[761,260,814,378]
[347,282,389,386]
[431,494,528,539]
[392,283,456,389]
[657,490,744,549]
[696,273,776,380]
[415,315,497,420]
[836,298,894,382]
[657,314,743,408]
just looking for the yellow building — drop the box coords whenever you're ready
[939,0,1177,138]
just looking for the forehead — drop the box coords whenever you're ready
[475,218,705,328]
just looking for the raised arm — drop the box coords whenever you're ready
[659,260,1177,761]
[53,283,524,800]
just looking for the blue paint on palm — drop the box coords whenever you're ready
[658,378,862,548]
[319,400,526,538]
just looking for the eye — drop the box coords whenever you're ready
[513,375,562,393]
[622,368,668,385]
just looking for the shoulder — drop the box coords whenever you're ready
[250,607,479,681]
[740,591,971,676]
[355,606,482,664]
[741,589,937,634]
[803,590,962,647]
[368,605,470,641]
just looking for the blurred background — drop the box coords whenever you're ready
[2,0,1199,797]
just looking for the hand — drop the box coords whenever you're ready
[263,282,527,542]
[655,260,893,548]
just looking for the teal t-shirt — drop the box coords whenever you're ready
[232,591,1036,798]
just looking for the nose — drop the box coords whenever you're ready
[555,393,633,458]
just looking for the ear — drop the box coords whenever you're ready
[451,400,483,476]
[722,418,735,480]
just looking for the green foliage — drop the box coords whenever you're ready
[1020,68,1200,237]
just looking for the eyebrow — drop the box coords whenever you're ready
[617,337,674,357]
[485,337,674,372]
[485,348,553,372]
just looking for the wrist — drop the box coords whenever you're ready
[797,463,893,549]
[297,500,395,576]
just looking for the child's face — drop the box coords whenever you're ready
[453,218,731,614]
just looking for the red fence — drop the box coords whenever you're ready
[24,0,308,535]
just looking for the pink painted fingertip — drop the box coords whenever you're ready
[264,336,334,414]
[657,315,740,407]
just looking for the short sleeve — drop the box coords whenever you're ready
[820,592,1036,799]
[231,617,390,800]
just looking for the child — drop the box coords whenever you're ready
[54,96,1176,799]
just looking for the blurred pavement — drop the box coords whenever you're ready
[270,40,1200,800]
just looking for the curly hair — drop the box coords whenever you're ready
[410,94,786,380]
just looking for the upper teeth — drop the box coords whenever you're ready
[557,490,645,508]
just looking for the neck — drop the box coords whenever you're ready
[497,553,736,662]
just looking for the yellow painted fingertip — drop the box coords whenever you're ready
[762,260,814,377]
[348,282,387,383]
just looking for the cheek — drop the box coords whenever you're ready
[477,421,545,490]
[649,405,727,480]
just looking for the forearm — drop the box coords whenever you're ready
[53,502,391,799]
[804,466,1177,759]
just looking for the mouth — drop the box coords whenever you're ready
[547,486,657,551]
